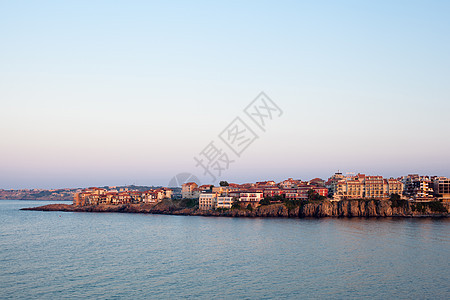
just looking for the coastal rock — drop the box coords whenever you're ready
[22,200,449,218]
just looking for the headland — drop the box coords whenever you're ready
[22,198,449,218]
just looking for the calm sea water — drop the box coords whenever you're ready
[0,200,449,299]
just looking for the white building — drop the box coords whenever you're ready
[216,196,234,209]
[239,192,263,203]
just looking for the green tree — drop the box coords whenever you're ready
[390,193,407,208]
[246,204,253,211]
[259,198,271,206]
[219,181,229,187]
[308,189,325,201]
[231,199,240,209]
[389,193,401,201]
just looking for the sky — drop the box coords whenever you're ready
[1,0,449,189]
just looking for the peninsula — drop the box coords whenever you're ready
[22,173,450,218]
[23,198,449,218]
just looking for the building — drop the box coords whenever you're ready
[309,178,325,187]
[239,192,263,203]
[333,174,403,200]
[385,178,404,197]
[73,187,107,206]
[364,176,384,199]
[216,196,234,209]
[181,182,199,199]
[284,186,328,200]
[403,174,420,196]
[199,193,217,210]
[263,187,283,198]
[278,178,301,189]
[335,177,364,200]
[433,177,450,202]
[74,186,169,206]
[213,186,240,196]
[74,192,82,206]
[326,171,345,197]
[161,188,173,199]
[403,175,435,200]
[255,181,276,187]
[106,192,119,204]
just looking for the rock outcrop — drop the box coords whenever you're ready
[22,199,449,218]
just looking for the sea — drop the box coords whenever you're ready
[0,200,449,299]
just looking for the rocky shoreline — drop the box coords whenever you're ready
[22,199,450,218]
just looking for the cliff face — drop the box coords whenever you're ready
[187,200,449,218]
[22,200,449,218]
[252,200,448,218]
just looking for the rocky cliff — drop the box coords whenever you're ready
[22,199,449,218]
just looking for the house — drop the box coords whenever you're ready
[309,178,325,187]
[181,182,199,199]
[278,178,300,189]
[106,192,118,204]
[161,187,173,199]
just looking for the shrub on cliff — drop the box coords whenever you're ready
[263,195,284,203]
[283,199,302,210]
[390,194,408,209]
[412,201,447,213]
[216,207,229,212]
[172,198,198,209]
[259,198,271,206]
[307,189,325,201]
[231,200,241,210]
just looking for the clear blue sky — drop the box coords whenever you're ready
[1,1,449,189]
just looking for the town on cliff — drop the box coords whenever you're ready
[72,173,450,214]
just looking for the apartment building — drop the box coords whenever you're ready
[385,179,404,197]
[199,193,217,210]
[325,171,345,197]
[284,186,328,200]
[333,174,403,200]
[181,182,199,199]
[216,196,234,209]
[433,177,450,202]
[335,178,364,200]
[403,175,435,200]
[239,192,263,202]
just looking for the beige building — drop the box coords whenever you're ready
[181,182,199,199]
[363,176,384,199]
[333,174,404,200]
[217,196,234,209]
[199,193,217,210]
[385,179,404,197]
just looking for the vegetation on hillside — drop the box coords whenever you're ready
[411,201,447,213]
[390,194,408,208]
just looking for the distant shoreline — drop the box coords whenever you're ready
[21,199,450,218]
[1,199,73,201]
